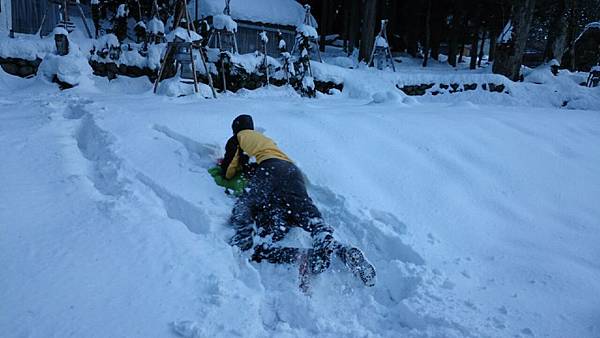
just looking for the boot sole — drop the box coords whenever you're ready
[345,247,376,287]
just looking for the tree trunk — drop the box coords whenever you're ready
[423,0,432,67]
[567,0,577,71]
[320,0,330,52]
[343,0,350,53]
[478,30,487,67]
[488,28,497,62]
[359,0,378,62]
[492,0,537,81]
[348,0,361,55]
[447,1,463,67]
[544,0,568,62]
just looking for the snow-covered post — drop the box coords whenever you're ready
[54,27,70,56]
[114,3,129,42]
[135,21,147,44]
[277,31,293,84]
[91,0,101,38]
[212,6,238,92]
[259,31,270,87]
[148,16,166,44]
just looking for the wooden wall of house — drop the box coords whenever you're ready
[11,0,57,34]
[210,22,296,57]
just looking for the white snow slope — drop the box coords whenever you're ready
[1,69,600,338]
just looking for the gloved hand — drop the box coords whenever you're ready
[229,232,253,251]
[207,166,247,196]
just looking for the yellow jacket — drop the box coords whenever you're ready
[225,130,292,179]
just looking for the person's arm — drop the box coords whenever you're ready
[221,136,241,179]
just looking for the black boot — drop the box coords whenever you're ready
[338,246,377,287]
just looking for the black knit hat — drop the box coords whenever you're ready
[232,114,254,135]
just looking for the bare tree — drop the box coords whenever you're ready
[492,0,537,80]
[544,0,569,62]
[359,0,378,62]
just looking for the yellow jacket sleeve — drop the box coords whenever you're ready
[225,148,241,180]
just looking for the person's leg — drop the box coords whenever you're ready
[229,193,256,251]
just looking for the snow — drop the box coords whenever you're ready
[53,26,69,36]
[575,21,600,43]
[259,31,269,44]
[498,20,513,43]
[38,40,93,87]
[95,33,120,49]
[190,0,311,27]
[279,39,287,50]
[375,36,388,48]
[212,14,238,33]
[230,53,281,73]
[148,17,165,35]
[592,65,600,72]
[1,68,600,337]
[167,27,202,43]
[2,31,600,338]
[116,4,128,18]
[0,34,55,61]
[297,24,319,39]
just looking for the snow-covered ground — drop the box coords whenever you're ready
[1,56,600,338]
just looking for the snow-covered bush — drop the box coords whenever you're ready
[38,32,93,89]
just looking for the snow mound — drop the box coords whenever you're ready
[371,90,402,104]
[213,14,238,33]
[148,17,165,35]
[38,40,93,87]
[156,77,213,97]
[0,34,55,61]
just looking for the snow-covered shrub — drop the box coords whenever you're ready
[38,33,93,89]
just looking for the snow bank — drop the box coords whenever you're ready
[156,76,213,97]
[230,53,281,73]
[0,34,55,61]
[2,62,600,338]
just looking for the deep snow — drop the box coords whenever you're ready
[1,56,600,338]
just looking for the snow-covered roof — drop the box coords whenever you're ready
[575,21,600,43]
[190,0,311,27]
[167,27,202,42]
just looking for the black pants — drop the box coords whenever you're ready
[230,159,335,272]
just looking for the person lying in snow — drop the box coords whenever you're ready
[219,114,376,286]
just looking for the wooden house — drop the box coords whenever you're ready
[191,0,314,56]
[2,0,61,35]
